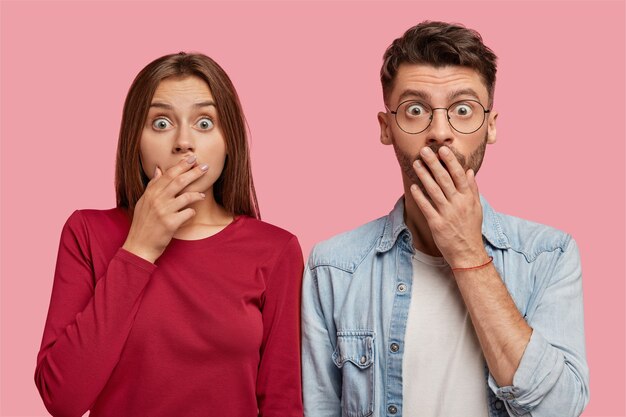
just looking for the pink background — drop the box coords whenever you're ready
[1,1,624,416]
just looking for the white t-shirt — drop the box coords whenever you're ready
[402,250,488,417]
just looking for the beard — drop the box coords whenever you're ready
[392,133,488,198]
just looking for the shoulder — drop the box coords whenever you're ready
[307,216,386,272]
[491,209,574,261]
[63,207,128,234]
[240,216,297,245]
[239,218,304,283]
[61,208,130,252]
[239,216,303,259]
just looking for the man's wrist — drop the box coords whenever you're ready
[447,247,490,270]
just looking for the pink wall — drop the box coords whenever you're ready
[1,1,623,416]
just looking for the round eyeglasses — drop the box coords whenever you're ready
[387,99,490,134]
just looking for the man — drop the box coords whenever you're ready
[301,21,589,417]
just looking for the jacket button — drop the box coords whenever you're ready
[360,355,367,364]
[494,400,503,410]
[388,405,398,414]
[390,343,400,352]
[397,283,407,293]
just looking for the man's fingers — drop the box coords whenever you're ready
[419,147,457,199]
[413,159,447,207]
[410,184,438,220]
[467,169,479,196]
[439,147,469,192]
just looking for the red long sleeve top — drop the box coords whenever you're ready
[35,208,304,417]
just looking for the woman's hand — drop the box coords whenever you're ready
[122,155,208,263]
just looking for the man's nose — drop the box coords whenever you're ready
[425,108,454,146]
[173,126,195,153]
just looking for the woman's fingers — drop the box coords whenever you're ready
[163,163,209,197]
[149,155,199,191]
[169,192,207,213]
[171,208,197,229]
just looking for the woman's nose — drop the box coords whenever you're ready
[173,126,195,153]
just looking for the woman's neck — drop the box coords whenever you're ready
[173,190,234,240]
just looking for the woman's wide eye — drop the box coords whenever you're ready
[152,118,172,130]
[197,117,214,130]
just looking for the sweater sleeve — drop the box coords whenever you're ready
[34,211,157,417]
[256,236,304,417]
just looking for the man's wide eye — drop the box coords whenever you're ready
[406,103,426,117]
[197,118,214,130]
[153,118,172,130]
[453,104,473,117]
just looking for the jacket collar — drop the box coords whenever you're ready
[376,195,510,253]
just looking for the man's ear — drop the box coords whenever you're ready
[487,111,498,144]
[378,111,392,145]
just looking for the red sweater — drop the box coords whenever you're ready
[35,208,304,417]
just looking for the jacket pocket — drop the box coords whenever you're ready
[332,331,375,417]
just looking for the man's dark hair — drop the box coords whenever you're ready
[381,21,498,106]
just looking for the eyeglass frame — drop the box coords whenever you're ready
[386,99,491,135]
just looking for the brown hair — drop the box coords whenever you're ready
[381,21,498,106]
[115,52,260,219]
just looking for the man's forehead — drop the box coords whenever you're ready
[391,63,489,103]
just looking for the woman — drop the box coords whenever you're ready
[35,52,304,417]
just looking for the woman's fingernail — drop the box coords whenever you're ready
[187,155,197,164]
[199,163,209,171]
[200,192,206,198]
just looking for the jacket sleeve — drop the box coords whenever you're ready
[256,236,304,417]
[34,211,156,417]
[488,237,590,417]
[301,252,342,417]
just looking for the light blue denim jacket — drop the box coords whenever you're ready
[301,196,589,417]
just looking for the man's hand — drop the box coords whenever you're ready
[410,145,533,387]
[409,145,489,268]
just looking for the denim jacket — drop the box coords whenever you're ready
[301,196,589,417]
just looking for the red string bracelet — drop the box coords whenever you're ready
[451,256,493,272]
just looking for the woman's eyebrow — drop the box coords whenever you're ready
[149,101,217,109]
[149,102,173,110]
[194,101,216,108]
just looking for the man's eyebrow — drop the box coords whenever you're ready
[149,101,217,109]
[398,89,431,102]
[448,88,481,101]
[396,88,483,104]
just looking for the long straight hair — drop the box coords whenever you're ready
[115,52,260,219]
